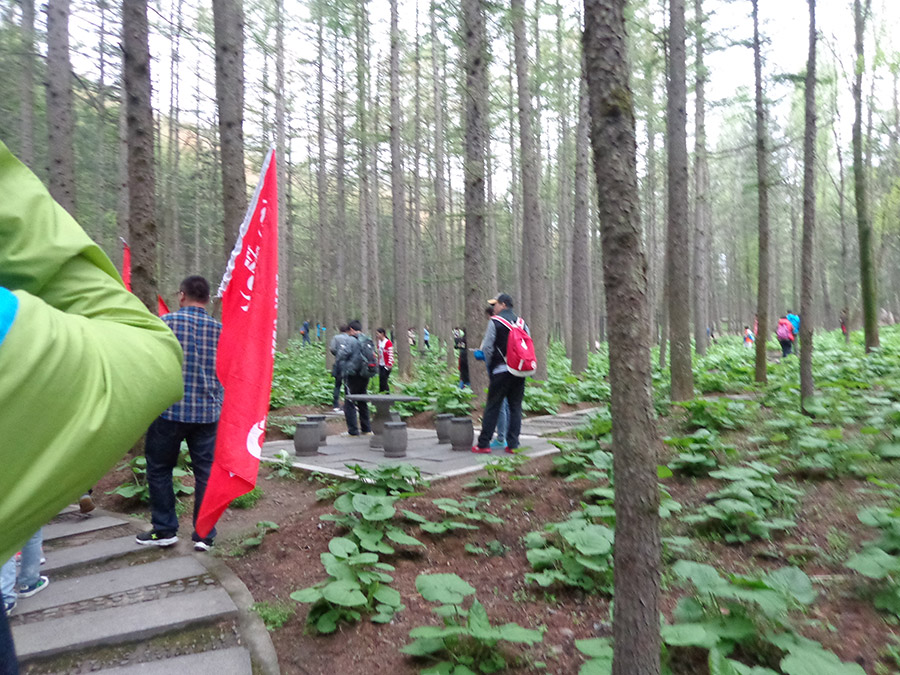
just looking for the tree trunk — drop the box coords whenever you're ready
[512,0,548,380]
[391,0,411,377]
[316,11,334,370]
[666,0,693,401]
[571,66,590,375]
[213,0,248,260]
[583,1,662,671]
[19,0,35,169]
[853,0,880,352]
[692,0,709,356]
[335,39,347,327]
[275,0,290,346]
[463,0,489,402]
[357,0,371,332]
[800,0,817,409]
[122,0,158,312]
[752,0,770,382]
[46,0,77,217]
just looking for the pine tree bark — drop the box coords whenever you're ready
[213,0,248,259]
[752,0,770,382]
[19,0,35,168]
[122,0,158,312]
[692,0,710,356]
[571,66,590,375]
[275,0,290,346]
[583,1,662,671]
[512,0,548,380]
[46,0,77,217]
[391,0,412,377]
[666,0,693,401]
[853,0,880,352]
[357,0,371,332]
[316,10,334,370]
[800,0,817,408]
[463,0,489,402]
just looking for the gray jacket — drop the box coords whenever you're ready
[330,332,357,378]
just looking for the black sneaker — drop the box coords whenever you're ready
[135,531,178,547]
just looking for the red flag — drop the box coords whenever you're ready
[121,240,132,291]
[195,147,279,538]
[121,239,170,316]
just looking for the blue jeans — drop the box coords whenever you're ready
[145,418,218,542]
[0,601,15,674]
[1,529,43,605]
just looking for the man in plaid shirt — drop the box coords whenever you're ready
[136,276,224,551]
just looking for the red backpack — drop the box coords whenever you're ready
[492,315,537,377]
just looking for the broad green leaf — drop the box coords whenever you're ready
[467,600,493,636]
[846,548,900,579]
[661,623,720,649]
[352,493,396,521]
[328,537,359,559]
[780,645,866,675]
[416,573,476,604]
[495,622,543,644]
[315,608,341,634]
[322,580,367,607]
[527,546,564,569]
[766,567,816,605]
[400,637,445,656]
[373,585,402,608]
[386,527,425,547]
[672,561,726,594]
[563,524,614,556]
[289,587,322,603]
[575,637,612,658]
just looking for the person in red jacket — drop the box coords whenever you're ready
[376,327,394,393]
[776,316,795,357]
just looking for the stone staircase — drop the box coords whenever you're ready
[9,506,274,674]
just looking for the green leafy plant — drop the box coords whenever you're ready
[290,536,403,633]
[683,462,801,543]
[465,540,510,557]
[265,450,297,480]
[401,573,542,673]
[523,512,614,593]
[322,491,427,554]
[663,561,864,675]
[106,453,194,503]
[241,520,279,548]
[551,441,612,482]
[678,397,757,432]
[316,463,428,501]
[465,454,537,495]
[251,600,295,631]
[231,486,263,509]
[665,428,735,476]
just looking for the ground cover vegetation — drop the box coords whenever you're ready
[134,326,900,674]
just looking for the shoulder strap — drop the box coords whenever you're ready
[491,315,514,331]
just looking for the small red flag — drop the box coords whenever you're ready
[121,239,171,317]
[121,240,132,291]
[195,147,279,538]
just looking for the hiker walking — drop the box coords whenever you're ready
[336,320,375,436]
[472,293,537,454]
[329,324,354,412]
[776,315,795,357]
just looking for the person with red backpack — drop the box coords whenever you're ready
[776,315,795,357]
[471,293,537,454]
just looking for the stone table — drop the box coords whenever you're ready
[345,394,421,449]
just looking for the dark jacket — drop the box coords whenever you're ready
[480,308,528,374]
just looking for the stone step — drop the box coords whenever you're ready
[19,556,208,614]
[92,647,252,675]
[13,587,237,662]
[43,516,129,542]
[42,535,143,576]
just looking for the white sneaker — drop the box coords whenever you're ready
[332,407,342,413]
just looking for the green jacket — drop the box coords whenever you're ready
[0,141,184,562]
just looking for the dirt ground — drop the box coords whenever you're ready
[92,432,898,675]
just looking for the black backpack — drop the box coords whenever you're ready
[352,334,378,378]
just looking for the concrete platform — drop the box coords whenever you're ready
[19,556,208,614]
[92,647,252,675]
[262,424,568,480]
[13,587,238,661]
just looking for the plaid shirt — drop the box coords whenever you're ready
[160,306,223,423]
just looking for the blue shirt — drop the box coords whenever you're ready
[0,287,17,349]
[787,313,800,335]
[161,306,223,423]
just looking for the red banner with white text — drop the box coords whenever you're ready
[195,147,279,538]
